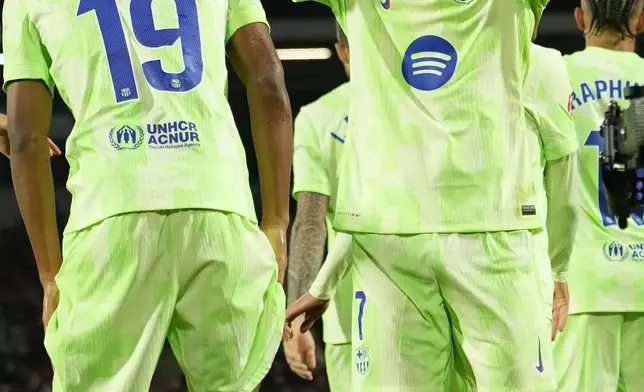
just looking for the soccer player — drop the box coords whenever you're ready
[285,0,567,390]
[553,1,644,390]
[285,39,581,392]
[284,24,352,389]
[2,0,292,391]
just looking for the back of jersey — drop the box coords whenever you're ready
[3,0,266,233]
[315,0,549,234]
[564,47,644,313]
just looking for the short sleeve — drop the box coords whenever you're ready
[292,108,332,199]
[225,0,269,43]
[291,0,347,33]
[532,52,579,162]
[2,0,54,93]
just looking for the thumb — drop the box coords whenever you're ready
[305,345,316,370]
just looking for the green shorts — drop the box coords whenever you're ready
[349,231,555,392]
[325,343,352,392]
[45,210,285,392]
[553,313,644,392]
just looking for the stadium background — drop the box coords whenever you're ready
[0,2,642,391]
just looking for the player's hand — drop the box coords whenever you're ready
[551,281,569,341]
[283,315,316,381]
[284,292,329,340]
[42,280,59,329]
[260,226,287,285]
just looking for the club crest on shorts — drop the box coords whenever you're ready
[355,346,371,375]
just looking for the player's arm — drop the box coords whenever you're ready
[544,154,579,281]
[3,0,61,294]
[227,23,293,282]
[7,80,61,287]
[287,192,329,304]
[535,53,580,282]
[287,106,334,305]
[308,232,352,300]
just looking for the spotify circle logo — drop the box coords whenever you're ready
[401,35,458,91]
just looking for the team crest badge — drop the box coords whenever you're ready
[355,346,371,375]
[109,125,145,150]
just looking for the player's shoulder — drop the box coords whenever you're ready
[527,44,568,89]
[296,82,350,126]
[530,44,565,69]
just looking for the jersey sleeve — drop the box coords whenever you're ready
[529,0,549,27]
[292,107,332,199]
[291,0,347,32]
[534,53,579,162]
[225,0,269,43]
[2,0,54,93]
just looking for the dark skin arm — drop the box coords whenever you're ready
[7,80,61,326]
[227,23,293,283]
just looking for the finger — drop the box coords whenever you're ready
[282,325,292,341]
[301,313,320,332]
[48,139,62,156]
[551,317,558,341]
[558,311,569,332]
[305,347,316,370]
[292,367,313,381]
[286,357,313,380]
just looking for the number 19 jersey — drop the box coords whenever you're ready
[2,0,267,233]
[564,47,644,313]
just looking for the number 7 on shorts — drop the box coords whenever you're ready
[355,290,367,341]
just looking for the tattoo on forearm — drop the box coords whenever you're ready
[287,192,329,305]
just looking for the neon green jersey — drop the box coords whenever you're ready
[3,0,267,233]
[293,0,548,233]
[292,82,352,344]
[524,44,578,225]
[564,47,644,313]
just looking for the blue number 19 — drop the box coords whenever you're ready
[77,0,204,103]
[585,130,644,226]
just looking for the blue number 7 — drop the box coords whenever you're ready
[77,0,203,103]
[355,291,367,341]
[584,130,644,226]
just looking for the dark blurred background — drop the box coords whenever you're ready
[0,2,643,391]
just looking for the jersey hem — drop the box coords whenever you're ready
[569,308,644,315]
[63,206,257,234]
[292,186,332,200]
[332,220,543,235]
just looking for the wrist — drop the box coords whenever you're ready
[260,219,289,231]
[40,277,57,288]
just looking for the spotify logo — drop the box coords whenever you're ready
[401,35,458,91]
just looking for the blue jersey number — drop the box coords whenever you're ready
[77,0,204,103]
[355,290,367,341]
[584,130,644,226]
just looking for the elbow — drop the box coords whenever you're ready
[249,61,289,102]
[8,130,42,155]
